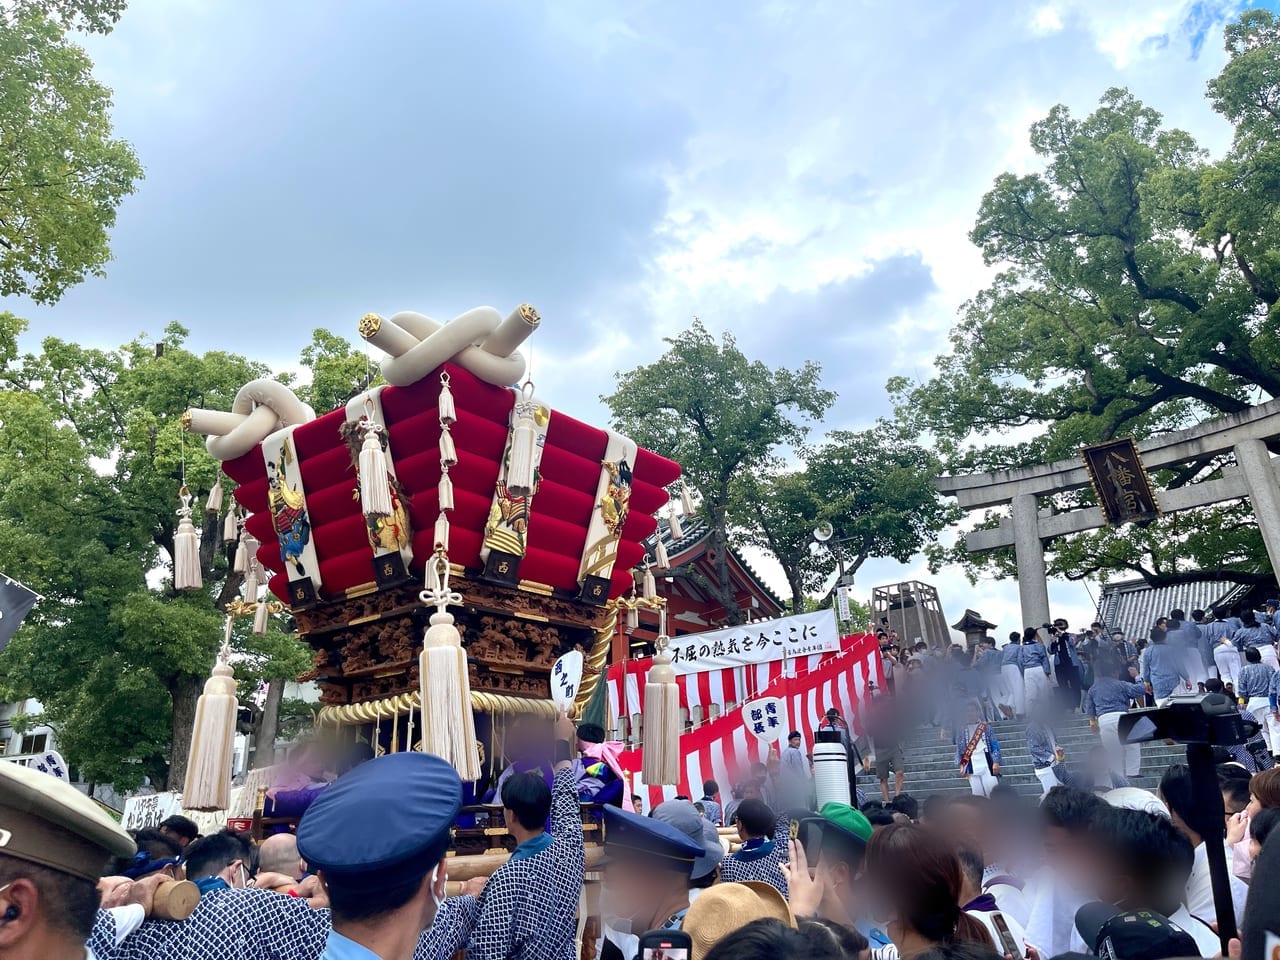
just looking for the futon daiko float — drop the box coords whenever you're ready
[182,305,680,785]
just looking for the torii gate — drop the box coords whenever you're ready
[934,398,1280,629]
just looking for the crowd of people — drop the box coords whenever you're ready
[6,604,1280,960]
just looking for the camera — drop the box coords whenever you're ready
[1118,692,1260,747]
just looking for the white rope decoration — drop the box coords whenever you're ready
[359,305,539,388]
[183,379,315,462]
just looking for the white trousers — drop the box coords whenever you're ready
[969,772,999,797]
[1183,649,1208,687]
[1024,670,1051,712]
[1098,711,1142,777]
[1034,765,1063,796]
[1000,665,1024,715]
[1215,646,1242,689]
[1260,644,1280,671]
[1248,697,1273,753]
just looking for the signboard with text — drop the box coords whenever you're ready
[742,696,787,742]
[1081,438,1160,526]
[550,650,584,710]
[668,609,840,676]
[121,792,184,832]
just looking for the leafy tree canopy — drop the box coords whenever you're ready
[744,423,959,613]
[605,320,834,623]
[1,1,141,303]
[894,12,1280,588]
[0,316,350,790]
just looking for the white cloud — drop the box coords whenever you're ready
[15,0,1255,636]
[1032,6,1066,34]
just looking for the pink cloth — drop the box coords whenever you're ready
[581,740,634,811]
[1232,836,1253,884]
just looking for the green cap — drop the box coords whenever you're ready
[819,802,874,845]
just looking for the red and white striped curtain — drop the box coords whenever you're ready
[611,634,882,809]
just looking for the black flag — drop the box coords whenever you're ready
[0,576,40,652]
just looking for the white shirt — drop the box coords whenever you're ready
[1024,868,1088,958]
[1187,840,1249,929]
[984,879,1030,929]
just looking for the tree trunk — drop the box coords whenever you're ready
[253,679,283,769]
[787,571,805,616]
[165,676,202,792]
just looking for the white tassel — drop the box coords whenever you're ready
[223,508,238,544]
[505,394,539,498]
[419,551,481,780]
[654,538,670,569]
[253,598,269,636]
[174,488,203,590]
[438,473,454,512]
[438,374,456,424]
[439,428,457,467]
[233,532,248,573]
[642,639,681,785]
[434,512,450,551]
[358,424,394,518]
[642,567,656,600]
[243,559,259,601]
[626,606,639,631]
[669,508,684,541]
[680,480,695,517]
[206,478,224,514]
[182,638,238,811]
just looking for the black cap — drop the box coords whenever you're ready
[1074,903,1199,960]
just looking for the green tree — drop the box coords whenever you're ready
[1,2,142,303]
[745,424,958,613]
[296,329,380,413]
[894,16,1280,587]
[604,320,834,624]
[0,316,311,790]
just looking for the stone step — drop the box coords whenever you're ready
[851,721,1192,801]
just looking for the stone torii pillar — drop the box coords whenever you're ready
[1011,493,1051,630]
[1233,437,1280,576]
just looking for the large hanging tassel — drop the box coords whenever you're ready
[174,487,203,590]
[642,566,657,600]
[505,387,539,497]
[182,630,239,810]
[438,473,454,511]
[419,549,481,780]
[654,537,670,569]
[205,479,224,514]
[222,507,238,544]
[668,508,684,541]
[626,605,639,631]
[253,597,270,636]
[642,633,681,785]
[680,480,696,517]
[358,422,393,518]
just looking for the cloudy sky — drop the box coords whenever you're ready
[14,0,1272,638]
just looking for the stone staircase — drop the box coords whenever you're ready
[865,713,1189,799]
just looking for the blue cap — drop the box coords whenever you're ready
[602,805,703,874]
[296,753,461,888]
